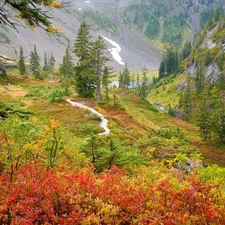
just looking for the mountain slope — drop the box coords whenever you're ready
[0,0,225,72]
[0,1,161,71]
[149,13,225,105]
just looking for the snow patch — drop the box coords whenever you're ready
[79,8,82,10]
[100,35,125,66]
[85,1,90,3]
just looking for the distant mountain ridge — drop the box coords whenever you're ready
[0,0,224,71]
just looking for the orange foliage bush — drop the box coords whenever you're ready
[0,161,224,224]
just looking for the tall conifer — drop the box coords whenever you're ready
[18,46,26,75]
[43,52,48,71]
[60,43,74,94]
[140,67,148,100]
[73,22,96,97]
[123,63,130,88]
[102,66,113,103]
[197,98,212,141]
[183,77,192,121]
[213,100,225,146]
[49,52,56,68]
[29,45,41,79]
[91,35,110,101]
[195,61,205,93]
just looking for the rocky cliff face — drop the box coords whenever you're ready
[182,21,224,90]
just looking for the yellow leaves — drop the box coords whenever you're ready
[44,119,61,134]
[45,26,62,33]
[50,1,61,8]
[41,1,61,8]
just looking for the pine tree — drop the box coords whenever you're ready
[139,67,148,100]
[131,73,135,92]
[91,35,110,101]
[60,44,73,79]
[43,52,56,71]
[214,6,224,22]
[168,104,176,117]
[49,52,56,68]
[159,55,166,79]
[29,45,41,79]
[95,137,146,172]
[197,98,212,141]
[102,66,113,104]
[60,43,74,91]
[73,22,96,98]
[80,135,100,164]
[18,46,26,75]
[43,52,48,71]
[195,61,205,94]
[119,72,124,88]
[183,77,192,121]
[123,63,130,88]
[136,74,140,96]
[159,47,178,79]
[181,40,191,60]
[212,100,225,147]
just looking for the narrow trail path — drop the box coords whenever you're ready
[66,98,110,136]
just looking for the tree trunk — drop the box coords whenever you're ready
[96,55,102,101]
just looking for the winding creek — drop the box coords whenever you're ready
[66,98,110,136]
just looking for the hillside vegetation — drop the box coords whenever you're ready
[1,1,225,224]
[0,72,225,224]
[148,10,225,164]
[119,0,224,47]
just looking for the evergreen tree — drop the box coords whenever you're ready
[49,52,56,68]
[91,35,110,101]
[181,40,191,60]
[214,6,224,22]
[183,77,192,121]
[136,74,140,96]
[43,52,48,71]
[159,57,165,78]
[131,73,135,92]
[159,47,178,79]
[60,43,74,91]
[123,63,130,88]
[102,66,113,104]
[80,135,100,164]
[204,49,212,66]
[139,67,148,100]
[218,71,225,90]
[197,98,212,141]
[60,44,73,79]
[212,100,225,147]
[195,62,205,94]
[18,46,26,75]
[95,138,146,172]
[168,104,176,117]
[119,72,124,88]
[73,22,96,97]
[29,45,41,79]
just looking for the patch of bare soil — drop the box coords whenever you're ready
[10,91,27,97]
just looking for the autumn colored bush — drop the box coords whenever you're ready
[0,161,224,225]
